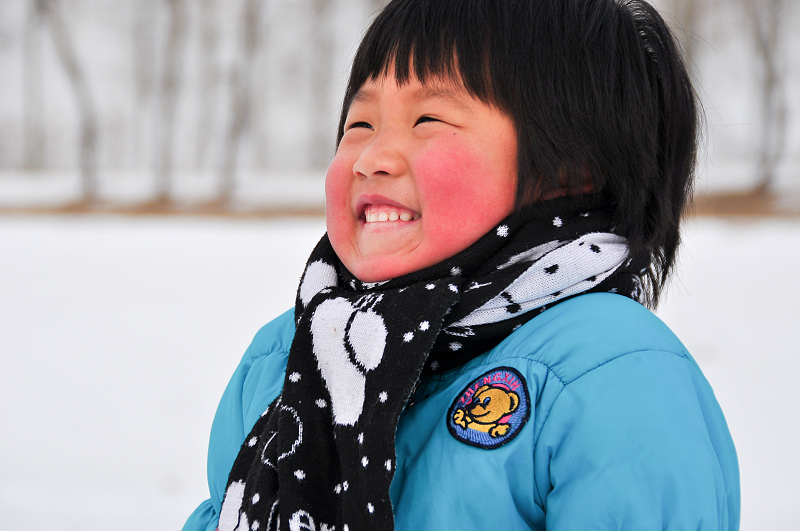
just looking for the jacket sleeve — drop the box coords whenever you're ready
[535,349,740,530]
[182,310,293,531]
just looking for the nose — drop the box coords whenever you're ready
[352,129,405,179]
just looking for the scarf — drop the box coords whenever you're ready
[218,195,646,531]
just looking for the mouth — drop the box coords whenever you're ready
[357,195,420,224]
[470,408,488,418]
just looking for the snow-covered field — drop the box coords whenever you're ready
[1,214,798,530]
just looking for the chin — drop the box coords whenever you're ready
[347,258,416,283]
[349,266,399,284]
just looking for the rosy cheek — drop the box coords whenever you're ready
[325,155,348,201]
[416,144,496,214]
[324,156,355,249]
[413,138,516,261]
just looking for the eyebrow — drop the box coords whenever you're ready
[413,86,473,112]
[350,84,473,113]
[351,87,378,106]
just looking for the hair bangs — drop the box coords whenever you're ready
[336,0,507,145]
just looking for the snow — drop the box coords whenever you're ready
[0,169,326,209]
[1,214,798,529]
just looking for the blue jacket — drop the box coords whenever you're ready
[184,293,740,530]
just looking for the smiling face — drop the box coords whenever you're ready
[468,386,519,425]
[325,74,518,282]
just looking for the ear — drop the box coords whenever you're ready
[475,385,491,396]
[507,391,519,413]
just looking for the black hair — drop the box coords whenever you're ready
[336,0,699,307]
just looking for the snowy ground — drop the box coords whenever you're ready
[0,214,798,530]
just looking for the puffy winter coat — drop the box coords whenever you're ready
[183,293,740,530]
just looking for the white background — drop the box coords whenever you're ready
[1,214,798,529]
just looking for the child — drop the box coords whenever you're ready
[184,0,740,529]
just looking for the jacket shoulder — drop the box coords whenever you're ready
[499,293,691,384]
[237,308,295,423]
[185,309,296,531]
[243,308,296,364]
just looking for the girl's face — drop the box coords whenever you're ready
[325,73,518,282]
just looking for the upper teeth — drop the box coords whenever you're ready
[365,208,415,223]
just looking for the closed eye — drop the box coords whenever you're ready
[347,121,373,130]
[414,116,440,126]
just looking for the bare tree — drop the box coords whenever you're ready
[741,0,790,193]
[195,0,222,170]
[671,0,703,75]
[23,0,45,170]
[218,0,265,203]
[367,0,388,14]
[40,0,99,201]
[132,0,158,170]
[309,0,335,169]
[155,0,188,203]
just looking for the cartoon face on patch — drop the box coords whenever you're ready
[447,367,530,449]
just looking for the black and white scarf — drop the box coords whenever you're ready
[218,195,646,531]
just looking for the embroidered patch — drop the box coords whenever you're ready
[447,367,530,449]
